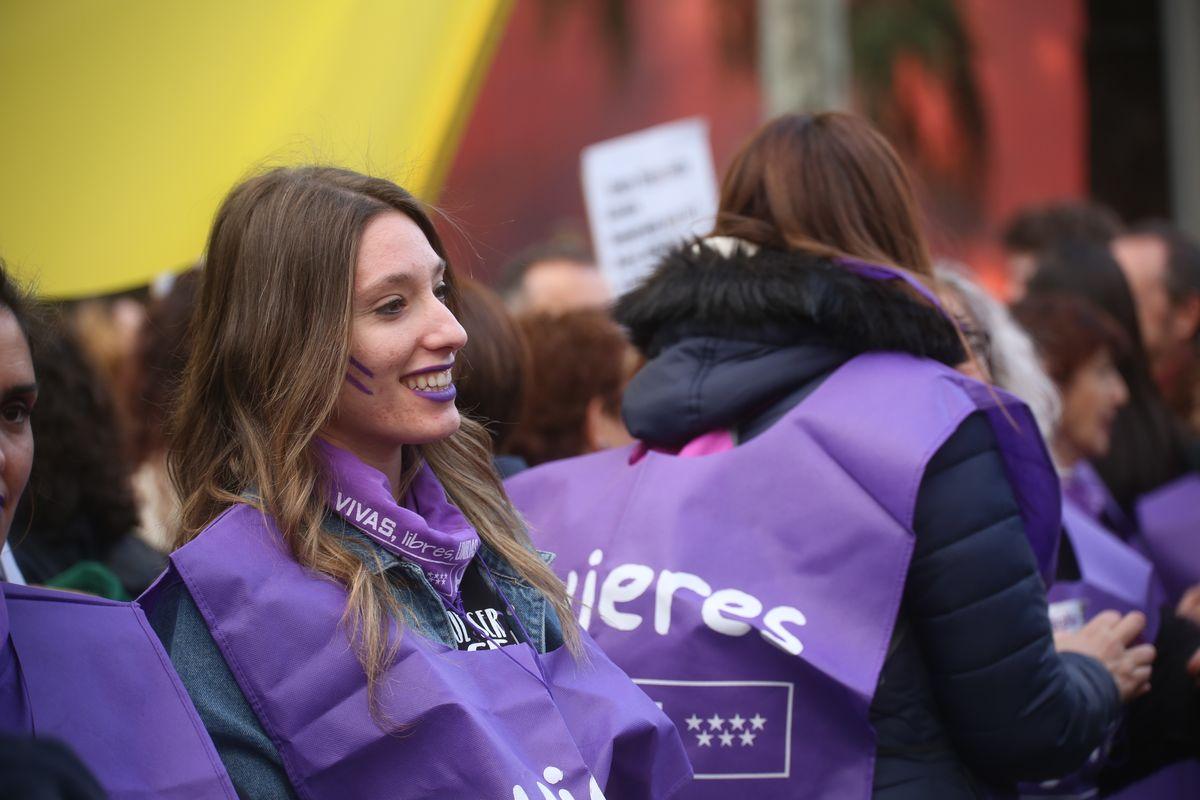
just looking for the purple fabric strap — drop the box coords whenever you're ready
[319,439,480,604]
[1136,474,1200,604]
[1,583,237,799]
[836,256,946,311]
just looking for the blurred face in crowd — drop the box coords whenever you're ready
[1006,250,1038,303]
[1114,234,1173,359]
[320,212,468,476]
[1054,348,1128,467]
[0,307,35,549]
[516,259,610,314]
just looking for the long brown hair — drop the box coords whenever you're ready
[714,112,933,276]
[170,166,580,712]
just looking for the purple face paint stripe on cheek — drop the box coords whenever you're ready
[348,357,375,378]
[345,373,374,395]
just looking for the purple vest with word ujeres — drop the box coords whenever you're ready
[506,352,1061,799]
[0,582,237,799]
[143,503,692,800]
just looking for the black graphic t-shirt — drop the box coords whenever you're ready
[444,563,522,651]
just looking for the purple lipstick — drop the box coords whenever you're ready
[401,362,456,402]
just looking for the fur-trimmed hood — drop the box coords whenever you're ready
[615,240,966,447]
[614,240,963,365]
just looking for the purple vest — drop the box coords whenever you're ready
[506,352,1060,799]
[144,503,691,800]
[0,582,236,799]
[1136,474,1200,604]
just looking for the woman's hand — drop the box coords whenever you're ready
[1175,584,1200,626]
[1054,610,1155,702]
[1175,586,1200,683]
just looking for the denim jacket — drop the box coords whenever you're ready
[148,511,564,800]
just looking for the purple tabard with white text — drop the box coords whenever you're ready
[507,352,1060,799]
[0,583,237,799]
[143,477,691,799]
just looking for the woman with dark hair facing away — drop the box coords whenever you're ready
[0,261,236,798]
[451,275,531,477]
[141,167,690,799]
[509,309,635,467]
[1015,294,1200,796]
[507,112,1146,799]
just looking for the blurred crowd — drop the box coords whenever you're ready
[2,110,1200,800]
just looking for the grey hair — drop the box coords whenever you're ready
[935,262,1061,438]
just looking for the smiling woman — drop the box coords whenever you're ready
[140,166,691,799]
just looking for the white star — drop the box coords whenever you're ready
[685,714,702,731]
[728,713,746,730]
[739,731,756,747]
[749,713,767,730]
[706,713,725,731]
[696,732,713,747]
[718,732,735,747]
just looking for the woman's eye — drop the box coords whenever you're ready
[376,297,406,316]
[434,282,449,303]
[1,403,30,425]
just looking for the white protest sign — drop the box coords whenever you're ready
[581,118,719,297]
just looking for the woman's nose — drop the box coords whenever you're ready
[424,299,468,354]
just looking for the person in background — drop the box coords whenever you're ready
[508,112,1145,799]
[0,260,236,799]
[1025,239,1195,512]
[1000,201,1123,301]
[65,293,145,448]
[142,166,690,799]
[508,309,635,467]
[126,269,200,550]
[497,238,611,314]
[1014,293,1200,796]
[1114,223,1200,437]
[9,311,163,598]
[935,263,1061,439]
[452,275,530,477]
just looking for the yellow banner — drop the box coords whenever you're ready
[0,1,510,298]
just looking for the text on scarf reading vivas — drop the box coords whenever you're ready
[335,492,460,560]
[567,549,808,656]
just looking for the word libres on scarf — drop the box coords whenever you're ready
[566,549,808,656]
[334,491,464,563]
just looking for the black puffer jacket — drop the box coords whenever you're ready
[614,243,1121,798]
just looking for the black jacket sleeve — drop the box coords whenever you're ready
[905,412,1121,783]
